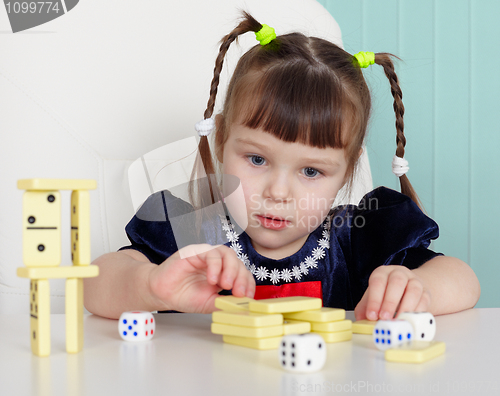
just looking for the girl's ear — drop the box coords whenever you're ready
[214,114,225,163]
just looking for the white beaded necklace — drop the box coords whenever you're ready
[220,214,332,285]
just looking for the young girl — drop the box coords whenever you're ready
[84,12,480,321]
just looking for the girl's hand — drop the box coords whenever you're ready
[354,265,431,321]
[146,244,255,314]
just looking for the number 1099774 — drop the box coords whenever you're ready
[5,2,62,14]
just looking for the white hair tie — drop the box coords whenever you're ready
[195,118,215,137]
[392,155,409,177]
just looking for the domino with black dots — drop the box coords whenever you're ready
[70,190,91,266]
[30,279,51,357]
[23,191,61,267]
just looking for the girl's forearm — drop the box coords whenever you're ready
[83,250,160,319]
[412,255,480,315]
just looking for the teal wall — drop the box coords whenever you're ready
[319,0,500,308]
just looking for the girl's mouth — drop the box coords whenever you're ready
[256,215,290,230]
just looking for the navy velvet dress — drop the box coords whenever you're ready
[120,186,442,310]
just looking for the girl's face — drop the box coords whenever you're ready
[220,123,348,260]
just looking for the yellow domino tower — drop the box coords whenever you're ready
[17,179,98,356]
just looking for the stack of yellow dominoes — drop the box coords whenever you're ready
[284,307,352,343]
[211,296,351,349]
[17,179,98,356]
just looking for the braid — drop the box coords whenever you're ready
[375,53,423,210]
[190,12,263,210]
[204,12,262,119]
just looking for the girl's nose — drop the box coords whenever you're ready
[263,171,291,202]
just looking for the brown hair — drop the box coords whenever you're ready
[189,11,421,212]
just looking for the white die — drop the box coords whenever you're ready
[398,312,436,341]
[119,311,156,341]
[373,320,414,351]
[279,333,326,373]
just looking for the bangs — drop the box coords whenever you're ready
[228,62,359,150]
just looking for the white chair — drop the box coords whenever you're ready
[0,0,372,314]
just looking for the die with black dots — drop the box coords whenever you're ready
[279,333,326,372]
[398,312,436,341]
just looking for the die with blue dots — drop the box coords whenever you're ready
[373,320,414,351]
[118,311,155,342]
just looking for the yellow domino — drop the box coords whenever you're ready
[214,296,253,311]
[283,307,345,322]
[17,265,99,280]
[223,335,282,350]
[283,320,311,335]
[212,310,283,327]
[66,278,84,353]
[311,319,352,332]
[71,190,91,265]
[352,320,377,335]
[313,329,352,343]
[249,297,322,314]
[30,279,51,357]
[23,191,61,267]
[385,341,446,363]
[211,322,283,338]
[18,179,97,191]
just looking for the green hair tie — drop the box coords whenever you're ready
[353,51,375,68]
[255,24,276,46]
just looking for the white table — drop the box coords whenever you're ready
[1,309,499,396]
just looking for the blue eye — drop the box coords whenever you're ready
[303,167,320,178]
[249,155,265,166]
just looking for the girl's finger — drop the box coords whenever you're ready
[201,247,225,285]
[182,244,227,285]
[396,278,424,316]
[354,289,369,320]
[414,290,431,312]
[378,270,409,320]
[179,243,222,261]
[365,269,391,320]
[241,264,256,298]
[213,247,240,290]
[232,264,255,297]
[245,273,256,298]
